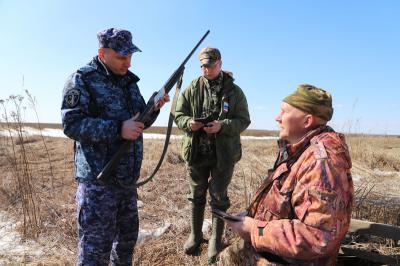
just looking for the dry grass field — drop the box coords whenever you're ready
[0,125,399,265]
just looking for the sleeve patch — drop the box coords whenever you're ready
[313,141,328,160]
[65,89,81,108]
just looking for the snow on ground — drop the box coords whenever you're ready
[0,127,278,140]
[352,175,362,182]
[202,218,212,234]
[0,127,67,138]
[0,201,171,261]
[137,223,171,244]
[0,211,43,260]
[372,169,400,177]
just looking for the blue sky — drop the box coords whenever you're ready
[1,0,399,134]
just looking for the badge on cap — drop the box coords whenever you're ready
[223,101,229,113]
[65,89,80,108]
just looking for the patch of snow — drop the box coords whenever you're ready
[137,200,144,208]
[352,175,362,182]
[372,169,400,177]
[142,133,182,140]
[202,218,212,234]
[241,136,278,140]
[1,208,170,258]
[137,223,171,244]
[0,127,278,141]
[0,127,66,138]
[0,211,43,257]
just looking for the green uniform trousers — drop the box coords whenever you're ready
[186,156,234,210]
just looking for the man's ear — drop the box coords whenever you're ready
[98,48,104,59]
[304,114,315,129]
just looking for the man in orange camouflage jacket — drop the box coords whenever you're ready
[224,84,354,266]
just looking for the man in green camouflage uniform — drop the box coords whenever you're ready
[174,47,251,263]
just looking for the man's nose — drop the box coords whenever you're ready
[123,57,131,67]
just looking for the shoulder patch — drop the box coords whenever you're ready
[312,141,328,160]
[65,89,80,108]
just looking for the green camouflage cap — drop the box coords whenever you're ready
[198,47,221,67]
[283,84,333,121]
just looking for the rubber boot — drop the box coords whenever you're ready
[184,204,205,255]
[208,215,225,264]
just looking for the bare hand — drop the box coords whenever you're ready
[189,119,204,132]
[154,94,170,111]
[225,216,254,242]
[121,113,145,140]
[203,120,221,134]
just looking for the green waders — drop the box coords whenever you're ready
[208,215,225,264]
[185,158,234,263]
[184,204,205,254]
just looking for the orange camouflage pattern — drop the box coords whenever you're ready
[247,126,354,266]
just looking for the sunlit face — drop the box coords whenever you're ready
[201,60,222,80]
[275,102,310,144]
[98,48,132,76]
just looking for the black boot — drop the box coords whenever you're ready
[208,215,224,264]
[184,204,205,255]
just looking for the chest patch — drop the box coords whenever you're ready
[65,89,80,108]
[223,101,229,113]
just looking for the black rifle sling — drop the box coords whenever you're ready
[136,73,184,187]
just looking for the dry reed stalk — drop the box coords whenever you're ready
[1,95,41,239]
[26,89,56,190]
[241,169,248,208]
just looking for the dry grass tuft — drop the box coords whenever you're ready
[347,135,400,171]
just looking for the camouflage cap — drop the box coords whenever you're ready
[198,47,221,67]
[97,28,142,56]
[283,84,333,121]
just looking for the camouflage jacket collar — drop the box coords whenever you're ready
[203,71,223,93]
[276,125,334,165]
[89,56,140,86]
